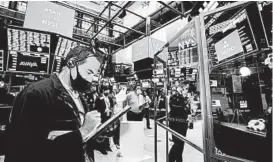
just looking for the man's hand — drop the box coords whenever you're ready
[79,110,101,141]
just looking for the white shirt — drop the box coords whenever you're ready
[143,96,151,109]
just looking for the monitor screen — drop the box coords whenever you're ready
[7,28,51,54]
[6,51,50,74]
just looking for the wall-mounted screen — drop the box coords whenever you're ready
[6,51,50,74]
[7,28,51,54]
[7,27,51,74]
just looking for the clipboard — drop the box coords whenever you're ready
[83,105,131,143]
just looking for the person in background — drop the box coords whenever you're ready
[125,85,145,121]
[5,46,103,162]
[83,84,98,111]
[95,85,114,154]
[143,91,152,129]
[157,90,166,124]
[112,85,128,150]
[168,82,191,162]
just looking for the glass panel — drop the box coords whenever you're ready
[202,2,272,161]
[153,19,204,161]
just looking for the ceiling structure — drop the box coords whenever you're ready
[2,1,231,56]
[65,1,208,55]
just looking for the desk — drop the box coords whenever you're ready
[213,121,269,161]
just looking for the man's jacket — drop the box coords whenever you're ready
[5,74,92,162]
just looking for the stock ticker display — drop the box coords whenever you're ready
[6,28,51,74]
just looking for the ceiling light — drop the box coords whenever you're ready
[240,67,251,77]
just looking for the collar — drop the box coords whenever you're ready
[50,74,67,94]
[58,75,79,99]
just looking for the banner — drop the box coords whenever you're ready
[24,1,75,37]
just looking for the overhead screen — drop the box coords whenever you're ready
[24,1,75,38]
[6,27,51,74]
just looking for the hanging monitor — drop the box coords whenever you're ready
[6,51,50,74]
[23,1,75,38]
[6,27,51,74]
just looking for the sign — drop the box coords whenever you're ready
[168,21,198,68]
[215,30,244,61]
[24,1,75,37]
[132,37,165,62]
[210,80,218,87]
[212,100,221,107]
[7,51,50,74]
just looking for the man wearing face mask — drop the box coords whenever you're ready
[5,46,103,162]
[168,82,191,162]
[125,85,145,121]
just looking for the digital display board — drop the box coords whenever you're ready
[6,27,51,74]
[7,28,51,54]
[6,51,50,74]
[52,36,88,73]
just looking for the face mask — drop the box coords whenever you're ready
[70,66,92,92]
[104,92,109,96]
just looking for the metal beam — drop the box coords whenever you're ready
[115,23,146,36]
[86,2,111,33]
[110,2,146,19]
[113,34,146,54]
[54,1,146,36]
[74,17,124,34]
[73,33,122,47]
[90,2,130,41]
[53,1,109,21]
[156,121,204,153]
[158,1,184,15]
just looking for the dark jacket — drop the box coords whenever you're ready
[169,94,190,120]
[95,95,114,123]
[5,74,92,162]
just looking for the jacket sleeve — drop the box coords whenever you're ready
[95,97,105,113]
[9,89,85,162]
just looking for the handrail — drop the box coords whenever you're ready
[156,121,204,153]
[157,116,167,121]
